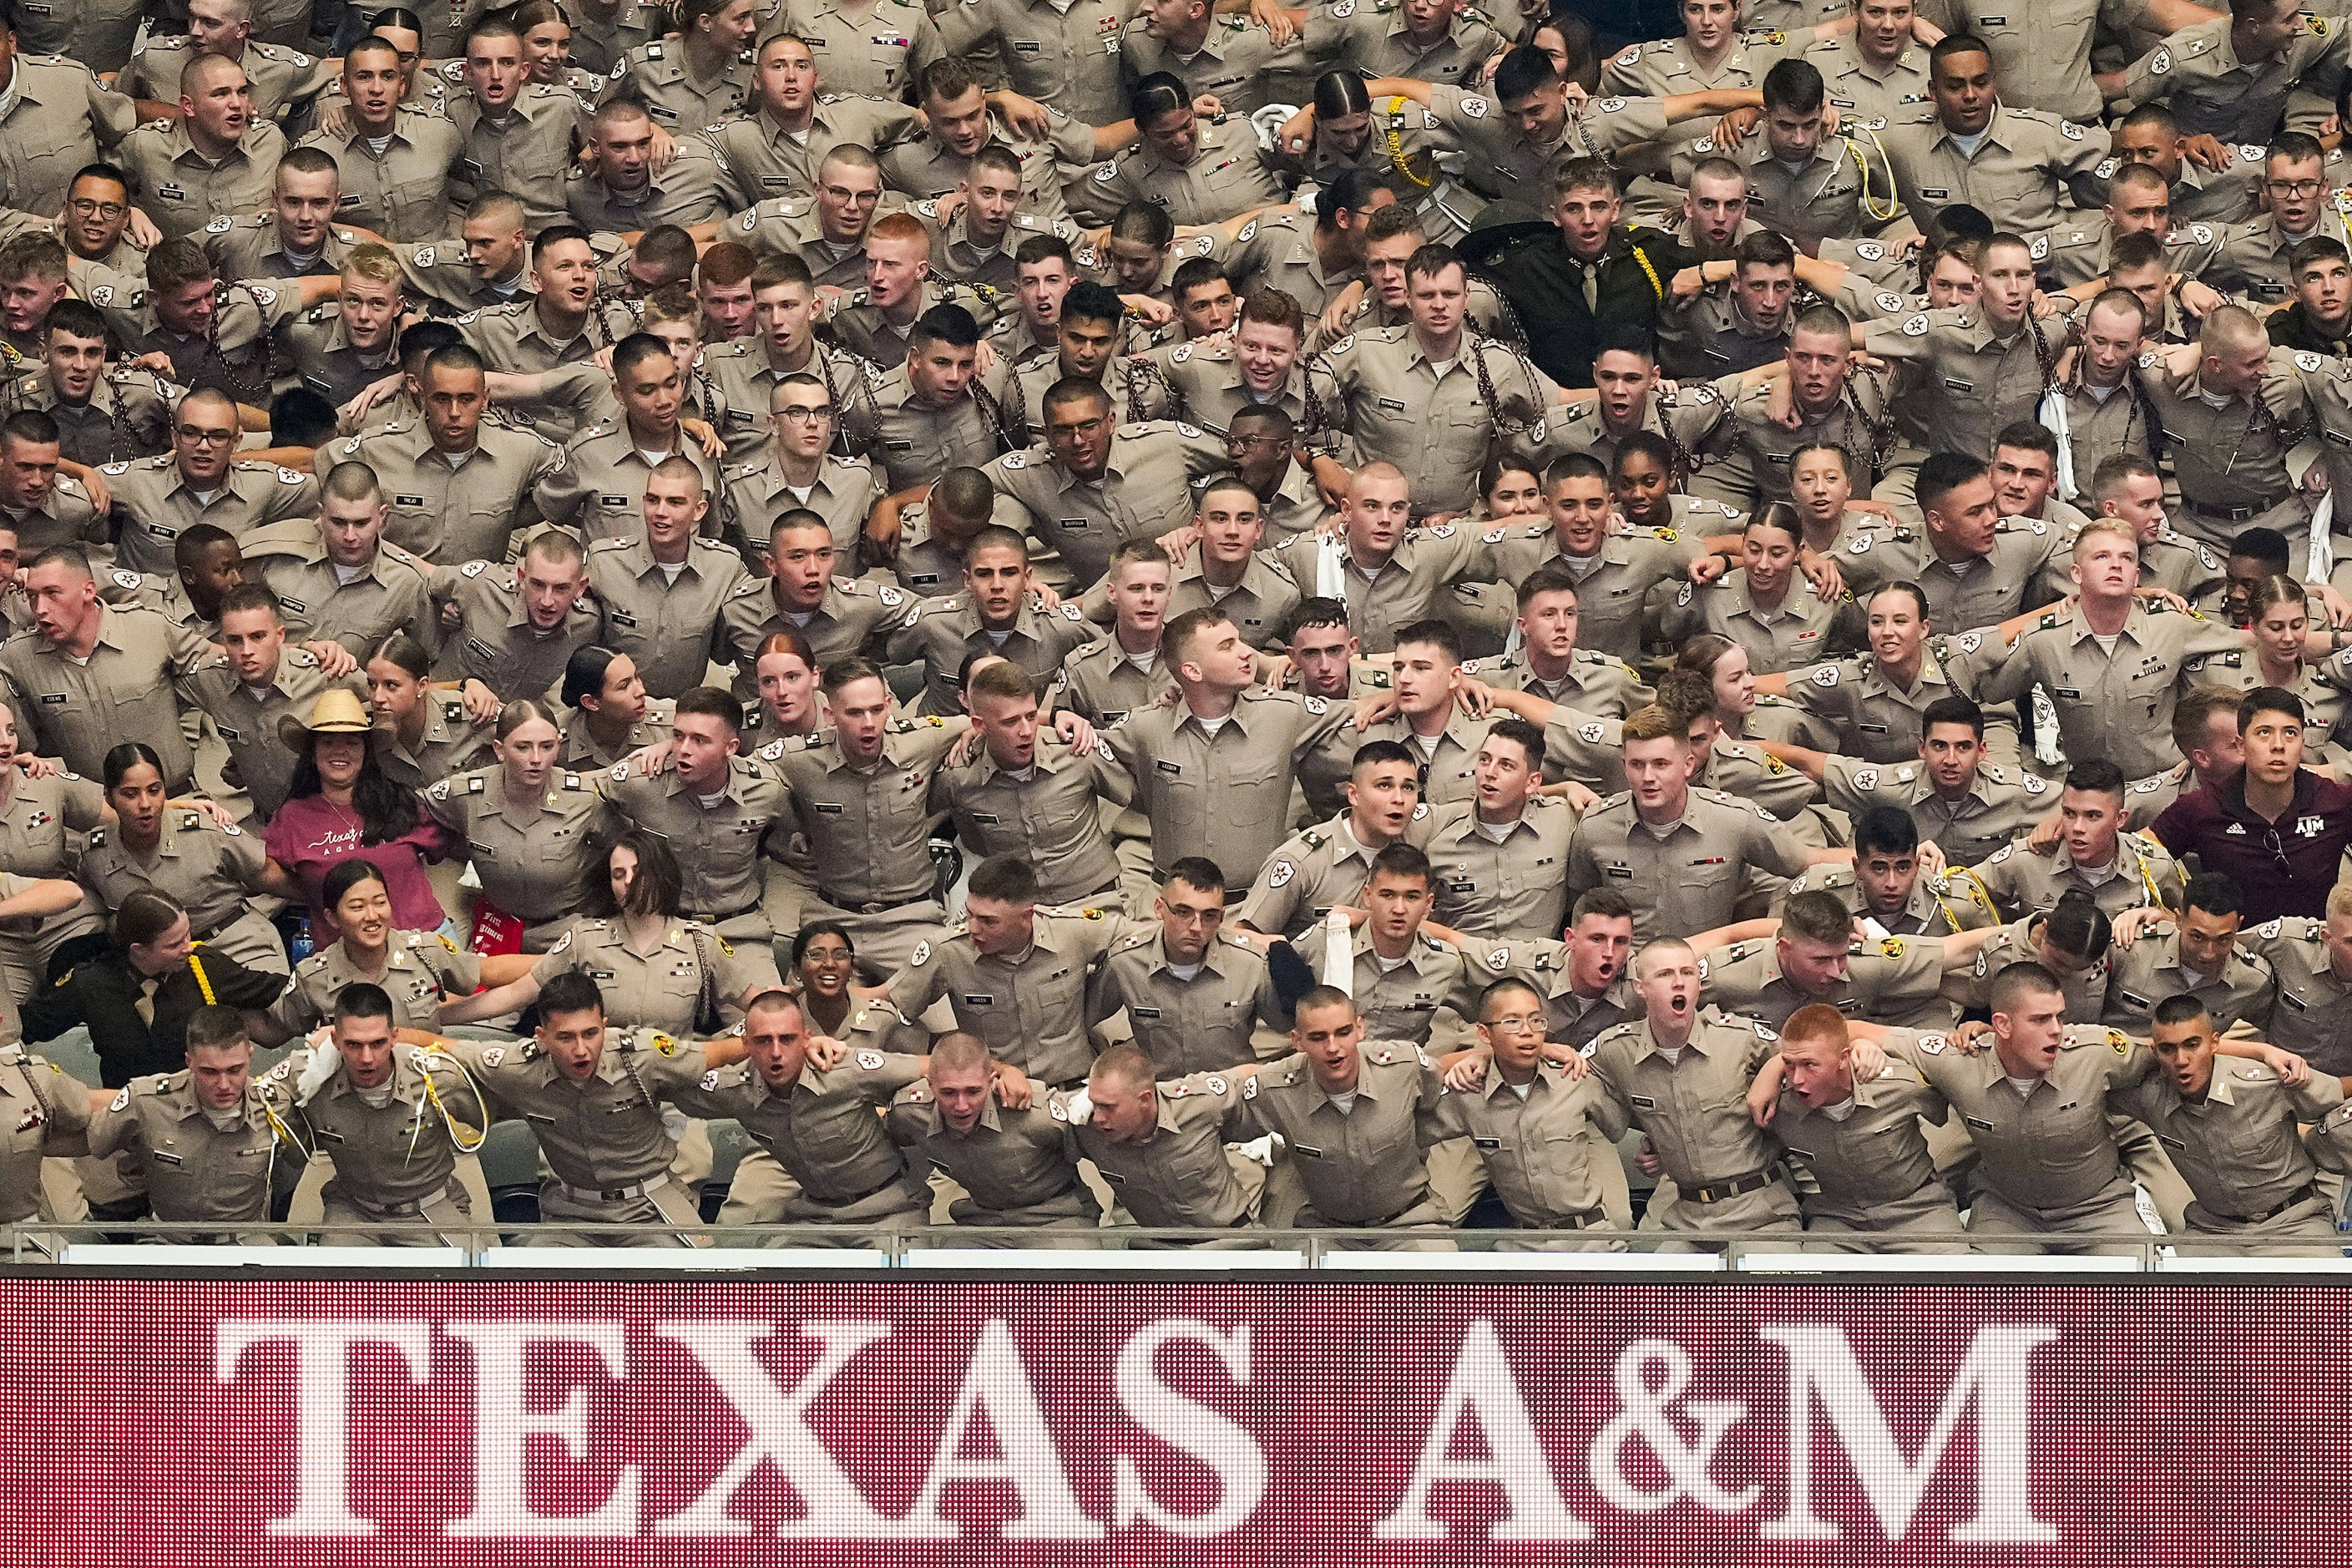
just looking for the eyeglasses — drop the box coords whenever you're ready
[1482,1014,1545,1034]
[773,404,832,422]
[68,199,127,220]
[1227,434,1286,451]
[175,427,236,447]
[2269,180,2324,197]
[1047,416,1106,438]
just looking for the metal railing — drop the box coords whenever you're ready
[9,1221,2352,1273]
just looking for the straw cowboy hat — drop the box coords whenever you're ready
[276,688,374,753]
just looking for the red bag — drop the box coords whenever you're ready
[470,900,524,958]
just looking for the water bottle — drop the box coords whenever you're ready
[288,918,314,966]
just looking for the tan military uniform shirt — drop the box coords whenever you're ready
[1285,924,1481,1047]
[183,645,355,821]
[432,1028,712,1196]
[0,601,213,787]
[276,1042,483,1217]
[101,453,321,577]
[373,695,498,792]
[1308,326,1559,518]
[1237,808,1425,938]
[1087,114,1286,227]
[1087,927,1284,1075]
[863,357,1023,489]
[2103,927,2276,1034]
[1701,930,1950,1029]
[422,766,608,936]
[983,422,1229,588]
[1977,599,2248,777]
[877,107,1096,224]
[432,559,601,701]
[0,1042,89,1221]
[1877,103,2109,242]
[1167,553,1302,652]
[1100,685,1358,880]
[1587,1005,1780,1189]
[888,1072,1092,1222]
[1054,1066,1263,1226]
[1234,1041,1464,1225]
[266,927,481,1037]
[200,211,361,281]
[119,119,289,244]
[0,55,139,217]
[246,529,438,658]
[1566,787,1815,941]
[88,1070,301,1223]
[710,94,923,213]
[602,751,792,922]
[715,574,903,702]
[1424,796,1578,941]
[581,535,747,699]
[2113,1056,2344,1230]
[887,590,1099,717]
[888,906,1155,1085]
[2114,14,2349,140]
[931,731,1132,905]
[2245,915,2352,1074]
[1770,1059,1955,1228]
[3,365,176,469]
[772,716,963,908]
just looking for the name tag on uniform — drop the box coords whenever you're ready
[38,694,63,706]
[812,802,844,813]
[1943,377,1975,393]
[279,597,306,613]
[151,1151,183,1165]
[1473,1136,1501,1149]
[218,726,242,741]
[315,1127,346,1145]
[1058,517,1090,529]
[1292,1143,1324,1158]
[962,994,994,1006]
[2053,687,2082,700]
[395,493,427,506]
[1156,760,1182,775]
[1131,1006,1161,1019]
[599,494,629,507]
[971,812,1000,823]
[2284,992,2309,1010]
[1965,1115,1995,1130]
[526,1112,557,1125]
[1378,397,1406,412]
[609,610,637,627]
[1629,1094,1657,1108]
[2158,1135,2187,1151]
[1014,38,1042,50]
[1859,722,1888,734]
[1606,864,1632,878]
[462,159,485,176]
[1920,188,1949,200]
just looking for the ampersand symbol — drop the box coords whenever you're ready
[1588,1339,1757,1514]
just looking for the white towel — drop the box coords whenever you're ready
[1321,907,1354,994]
[1315,533,1347,599]
[2310,490,2335,584]
[2038,387,2078,501]
[2030,683,2066,768]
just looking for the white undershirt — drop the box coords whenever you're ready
[1656,1044,1685,1065]
[332,562,367,585]
[2091,633,2119,655]
[1326,1090,1358,1114]
[1196,713,1231,736]
[1820,1096,1857,1121]
[1948,128,1990,159]
[2004,1074,2041,1095]
[355,1081,396,1110]
[1474,816,1518,843]
[1167,961,1202,982]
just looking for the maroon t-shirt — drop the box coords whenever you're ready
[2148,768,2352,923]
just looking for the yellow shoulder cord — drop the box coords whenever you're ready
[1956,866,1999,918]
[419,1049,489,1156]
[1629,240,1665,303]
[1847,123,1901,223]
[189,952,216,1006]
[1383,96,1431,189]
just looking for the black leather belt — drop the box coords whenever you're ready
[2185,500,2265,523]
[1683,1170,1775,1205]
[684,902,760,925]
[820,1166,913,1206]
[2218,1181,2322,1225]
[1540,1205,1606,1231]
[816,888,904,916]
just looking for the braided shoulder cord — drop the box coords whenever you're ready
[1844,365,1899,483]
[206,282,277,408]
[1466,329,1544,439]
[812,348,862,459]
[1301,352,1343,445]
[1125,355,1179,426]
[2026,315,2056,400]
[1653,397,1702,481]
[971,378,1025,454]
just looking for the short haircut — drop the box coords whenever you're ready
[932,466,995,524]
[1780,890,1853,945]
[674,685,741,732]
[1393,617,1461,666]
[521,528,584,571]
[910,303,982,350]
[0,409,56,449]
[44,298,105,343]
[2106,161,2170,203]
[1477,976,1544,1017]
[215,584,283,625]
[1993,420,2058,463]
[2231,525,2293,574]
[1165,856,1227,897]
[2292,235,2352,276]
[2150,994,2210,1031]
[2240,684,2307,731]
[1170,255,1227,301]
[1041,376,1110,420]
[1485,716,1546,770]
[2171,684,2241,759]
[1851,804,1920,860]
[1916,450,1989,516]
[1921,693,1986,738]
[146,238,216,295]
[967,853,1039,906]
[966,658,1037,707]
[1282,596,1351,640]
[1781,1001,1849,1050]
[1762,57,1824,115]
[334,982,396,1028]
[1089,1043,1156,1093]
[1553,157,1620,200]
[1292,982,1356,1019]
[1571,888,1634,925]
[1493,43,1562,103]
[184,1004,252,1055]
[1516,561,1581,611]
[2064,759,2126,801]
[1734,229,1798,274]
[1620,704,1682,746]
[1987,959,2065,1018]
[1546,451,1611,490]
[2091,452,2160,506]
[2183,871,2243,920]
[539,969,606,1019]
[964,524,1029,563]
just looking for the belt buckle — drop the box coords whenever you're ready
[601,1186,632,1201]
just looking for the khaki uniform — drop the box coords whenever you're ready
[1795,37,1932,128]
[1771,1061,1963,1246]
[983,422,1229,588]
[373,696,497,792]
[1968,828,2183,924]
[1484,524,1702,660]
[182,645,355,821]
[556,692,674,771]
[888,1074,1095,1227]
[294,113,464,244]
[1566,787,1816,942]
[432,559,601,701]
[1454,935,1636,1051]
[1266,523,1507,654]
[701,336,882,465]
[724,195,874,291]
[3,366,176,470]
[1452,1061,1626,1232]
[118,119,289,245]
[887,591,1098,717]
[600,39,754,134]
[100,453,321,578]
[2114,16,2349,140]
[1802,835,1997,942]
[1286,924,1480,1048]
[1167,554,1300,653]
[1087,927,1285,1075]
[672,1050,931,1226]
[534,421,722,549]
[0,55,139,218]
[394,247,534,320]
[456,298,602,382]
[931,732,1132,906]
[280,307,402,410]
[200,212,362,281]
[266,928,480,1039]
[1864,303,2062,460]
[445,83,589,230]
[877,109,1096,225]
[1099,686,1359,881]
[1789,640,2011,766]
[1661,569,1844,675]
[1463,645,1648,720]
[2205,214,2349,307]
[1956,913,2111,1019]
[0,601,214,787]
[2113,1058,2344,1240]
[714,574,902,702]
[1877,104,2109,243]
[422,767,608,945]
[1879,1024,2159,1242]
[1125,341,1314,445]
[87,1070,303,1226]
[2038,519,2222,609]
[1835,517,2065,638]
[1054,1067,1266,1228]
[0,1042,89,1222]
[0,469,103,559]
[601,750,790,942]
[2245,915,2352,1074]
[582,535,747,699]
[432,1029,714,1242]
[710,95,923,211]
[246,530,438,659]
[0,770,107,992]
[1700,931,1951,1029]
[1055,635,1176,727]
[2136,350,2315,549]
[1307,326,1559,518]
[721,453,883,557]
[78,811,283,974]
[773,718,964,969]
[562,150,726,233]
[1424,797,1577,942]
[864,358,1024,489]
[1945,0,2148,122]
[1823,756,2051,864]
[826,279,1002,372]
[1423,84,1679,219]
[1235,1042,1465,1228]
[116,280,306,406]
[280,1044,483,1233]
[1588,1009,1803,1237]
[2102,928,2276,1034]
[1120,17,1309,113]
[534,915,758,1038]
[1605,30,1785,96]
[1214,210,1353,317]
[933,0,1129,124]
[1088,114,1286,227]
[888,906,1152,1086]
[1237,808,1424,938]
[1978,599,2248,777]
